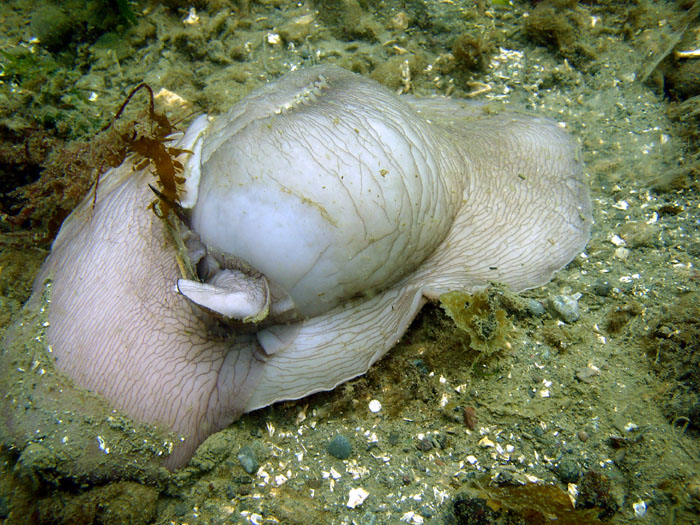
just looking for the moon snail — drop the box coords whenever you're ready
[24,65,592,469]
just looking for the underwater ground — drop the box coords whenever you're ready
[1,0,700,523]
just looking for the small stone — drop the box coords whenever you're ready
[390,12,410,31]
[30,6,74,51]
[462,406,478,430]
[278,14,314,43]
[546,294,581,323]
[173,501,189,517]
[527,298,546,316]
[232,475,252,484]
[236,484,252,496]
[575,366,600,384]
[592,280,612,297]
[497,470,515,484]
[412,358,429,375]
[419,505,434,518]
[577,430,589,442]
[327,434,352,459]
[619,221,655,248]
[576,471,619,519]
[0,495,8,519]
[237,445,259,474]
[555,457,581,484]
[18,442,56,478]
[614,247,629,260]
[434,433,447,449]
[416,437,433,452]
[687,480,700,503]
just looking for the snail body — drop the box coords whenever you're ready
[20,66,590,469]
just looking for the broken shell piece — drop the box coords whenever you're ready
[633,499,647,517]
[347,487,369,508]
[478,436,495,448]
[177,269,270,323]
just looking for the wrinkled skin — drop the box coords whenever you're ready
[1,66,591,473]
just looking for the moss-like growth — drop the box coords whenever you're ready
[440,287,512,356]
[0,48,61,89]
[644,293,700,432]
[315,0,381,42]
[461,479,607,524]
[523,0,596,68]
[524,0,581,51]
[29,5,76,52]
[452,32,493,73]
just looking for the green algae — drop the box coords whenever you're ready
[439,287,513,356]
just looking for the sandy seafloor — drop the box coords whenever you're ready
[1,0,700,523]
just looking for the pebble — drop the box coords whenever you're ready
[576,366,600,384]
[277,14,314,44]
[237,445,259,474]
[173,501,189,517]
[419,505,434,518]
[546,294,581,323]
[687,480,700,504]
[30,6,74,51]
[592,280,612,297]
[327,434,352,459]
[555,457,581,484]
[416,437,434,452]
[18,443,56,477]
[412,359,429,375]
[463,406,478,430]
[527,298,546,316]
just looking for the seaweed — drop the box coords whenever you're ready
[8,82,191,240]
[0,48,60,89]
[452,32,493,73]
[114,0,138,25]
[7,127,127,239]
[440,287,513,357]
[98,83,191,220]
[644,293,700,432]
[446,477,612,524]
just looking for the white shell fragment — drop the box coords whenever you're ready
[401,511,425,523]
[368,400,382,413]
[546,294,581,324]
[346,487,369,508]
[633,499,647,517]
[478,437,495,448]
